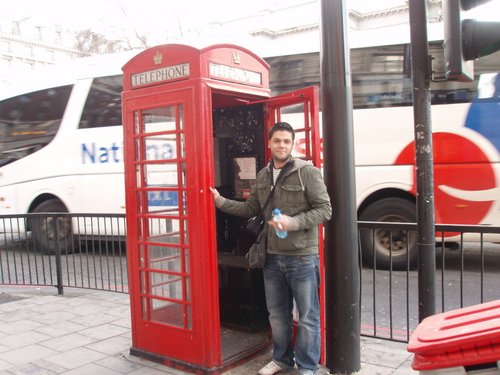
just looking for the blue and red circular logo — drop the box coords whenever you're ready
[395,132,496,224]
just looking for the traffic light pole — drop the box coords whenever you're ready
[443,0,500,81]
[408,0,436,322]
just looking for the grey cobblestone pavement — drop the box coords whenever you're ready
[0,286,417,374]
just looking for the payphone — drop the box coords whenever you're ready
[122,43,321,374]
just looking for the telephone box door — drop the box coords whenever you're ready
[265,86,326,358]
[123,88,214,364]
[265,86,321,165]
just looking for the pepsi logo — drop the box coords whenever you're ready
[395,132,497,225]
[294,138,323,158]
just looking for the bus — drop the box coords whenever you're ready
[0,52,137,254]
[266,42,500,269]
[1,42,499,269]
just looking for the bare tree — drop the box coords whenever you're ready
[74,29,128,56]
[72,0,192,55]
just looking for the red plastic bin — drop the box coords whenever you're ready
[407,300,500,371]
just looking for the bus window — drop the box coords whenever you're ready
[0,85,72,166]
[78,75,123,129]
[351,44,413,108]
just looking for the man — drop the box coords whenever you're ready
[210,122,332,375]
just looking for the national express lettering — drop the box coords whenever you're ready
[81,142,174,163]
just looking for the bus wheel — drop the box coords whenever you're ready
[359,198,417,270]
[30,199,75,255]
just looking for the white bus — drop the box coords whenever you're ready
[266,42,500,268]
[1,42,499,269]
[0,52,139,253]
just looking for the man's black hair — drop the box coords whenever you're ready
[269,122,295,140]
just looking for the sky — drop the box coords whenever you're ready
[5,0,408,25]
[3,0,499,49]
[5,0,498,25]
[0,0,406,51]
[1,0,414,37]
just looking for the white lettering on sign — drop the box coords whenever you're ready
[131,63,190,87]
[209,63,262,85]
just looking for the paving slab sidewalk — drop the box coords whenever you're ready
[0,286,417,374]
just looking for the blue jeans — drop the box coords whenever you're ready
[263,254,320,372]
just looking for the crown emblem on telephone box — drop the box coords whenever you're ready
[153,51,163,65]
[232,53,241,64]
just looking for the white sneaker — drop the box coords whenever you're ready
[258,360,294,375]
[298,369,316,375]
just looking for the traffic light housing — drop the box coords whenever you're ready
[443,0,500,81]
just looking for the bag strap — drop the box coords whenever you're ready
[261,159,293,213]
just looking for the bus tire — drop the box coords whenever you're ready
[30,199,75,255]
[359,198,417,270]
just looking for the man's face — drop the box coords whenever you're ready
[269,130,294,164]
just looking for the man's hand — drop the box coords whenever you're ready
[268,214,291,232]
[209,187,220,200]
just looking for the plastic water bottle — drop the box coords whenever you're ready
[272,208,288,239]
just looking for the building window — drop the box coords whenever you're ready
[0,41,12,53]
[12,21,20,35]
[35,26,43,41]
[55,26,63,45]
[0,58,10,72]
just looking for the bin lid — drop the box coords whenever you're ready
[408,300,500,370]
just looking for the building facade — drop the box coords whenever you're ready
[0,15,82,86]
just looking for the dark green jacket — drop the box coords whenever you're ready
[216,158,332,256]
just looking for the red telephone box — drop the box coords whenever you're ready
[121,43,323,374]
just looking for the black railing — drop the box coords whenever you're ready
[1,213,499,343]
[0,213,128,294]
[358,221,500,342]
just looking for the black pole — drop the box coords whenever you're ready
[320,0,360,373]
[54,215,64,295]
[408,0,436,321]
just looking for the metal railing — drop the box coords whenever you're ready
[0,213,128,294]
[1,213,499,343]
[358,221,500,342]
